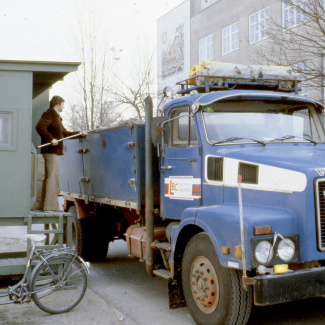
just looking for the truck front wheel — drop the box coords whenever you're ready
[182,233,252,325]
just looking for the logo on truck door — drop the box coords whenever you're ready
[165,176,201,200]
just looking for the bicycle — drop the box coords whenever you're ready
[0,234,89,314]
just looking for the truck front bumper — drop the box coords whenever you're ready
[254,267,325,305]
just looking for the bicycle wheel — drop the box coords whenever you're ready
[30,255,87,314]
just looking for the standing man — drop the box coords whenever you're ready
[36,95,87,212]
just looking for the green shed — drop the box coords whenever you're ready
[0,60,80,217]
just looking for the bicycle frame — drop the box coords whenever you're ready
[0,236,89,306]
[0,237,41,305]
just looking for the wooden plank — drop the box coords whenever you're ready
[0,252,26,259]
[28,229,63,234]
[0,257,27,275]
[0,216,27,226]
[0,257,27,266]
[0,264,26,276]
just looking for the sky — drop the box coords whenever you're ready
[1,0,185,61]
[0,0,185,110]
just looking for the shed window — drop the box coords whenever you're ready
[0,113,12,146]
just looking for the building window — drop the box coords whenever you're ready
[199,34,213,63]
[249,7,270,44]
[222,22,239,55]
[296,61,309,96]
[0,113,12,146]
[283,0,308,28]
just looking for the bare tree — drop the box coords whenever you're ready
[250,0,325,100]
[109,43,157,120]
[66,5,119,130]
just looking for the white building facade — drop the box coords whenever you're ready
[157,0,191,100]
[157,0,324,103]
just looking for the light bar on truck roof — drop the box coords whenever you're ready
[177,62,301,95]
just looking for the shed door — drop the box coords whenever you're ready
[160,106,201,220]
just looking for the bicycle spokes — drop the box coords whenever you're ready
[30,255,87,314]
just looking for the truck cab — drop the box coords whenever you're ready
[158,64,325,324]
[61,63,325,325]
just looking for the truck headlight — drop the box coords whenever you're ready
[277,238,295,262]
[251,234,299,267]
[255,240,274,264]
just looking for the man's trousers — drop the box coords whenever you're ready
[40,153,60,211]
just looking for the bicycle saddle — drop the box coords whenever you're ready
[26,234,46,242]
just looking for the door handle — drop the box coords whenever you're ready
[161,165,173,171]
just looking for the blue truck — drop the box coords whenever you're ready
[60,63,325,325]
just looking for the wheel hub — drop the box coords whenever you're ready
[190,256,219,314]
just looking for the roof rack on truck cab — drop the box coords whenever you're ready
[176,62,301,95]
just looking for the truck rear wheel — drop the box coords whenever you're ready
[68,206,109,262]
[67,206,79,250]
[182,233,252,325]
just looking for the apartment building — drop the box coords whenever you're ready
[157,0,324,103]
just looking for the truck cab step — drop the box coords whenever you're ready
[152,241,171,252]
[153,269,171,279]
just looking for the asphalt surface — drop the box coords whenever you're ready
[2,227,325,324]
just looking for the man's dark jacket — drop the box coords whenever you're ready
[36,107,79,155]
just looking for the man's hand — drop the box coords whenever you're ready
[51,139,58,146]
[81,131,88,137]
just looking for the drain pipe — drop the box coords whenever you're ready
[145,95,154,276]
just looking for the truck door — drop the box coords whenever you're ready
[160,106,201,220]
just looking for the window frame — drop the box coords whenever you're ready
[199,34,214,63]
[222,22,239,55]
[295,61,310,97]
[249,6,270,44]
[282,0,308,29]
[0,110,17,151]
[168,106,198,148]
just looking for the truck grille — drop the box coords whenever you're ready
[207,157,223,181]
[315,179,325,251]
[238,162,258,184]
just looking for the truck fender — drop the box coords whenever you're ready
[171,204,297,272]
[169,208,229,274]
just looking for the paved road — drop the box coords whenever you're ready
[89,240,195,325]
[90,240,325,325]
[2,231,325,324]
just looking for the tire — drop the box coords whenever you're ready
[182,233,252,325]
[79,214,110,262]
[67,206,79,250]
[30,255,87,314]
[69,206,109,262]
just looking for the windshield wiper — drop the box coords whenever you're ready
[268,135,318,145]
[211,137,266,146]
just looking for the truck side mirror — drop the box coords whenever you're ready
[151,117,168,145]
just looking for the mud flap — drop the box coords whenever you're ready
[168,279,187,309]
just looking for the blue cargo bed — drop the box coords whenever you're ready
[60,123,159,211]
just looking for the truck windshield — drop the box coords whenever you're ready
[201,100,325,145]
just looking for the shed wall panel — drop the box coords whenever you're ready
[0,71,33,216]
